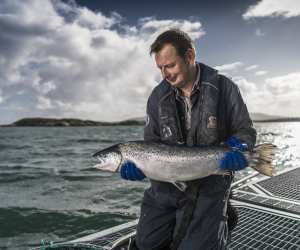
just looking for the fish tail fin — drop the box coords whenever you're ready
[248,143,277,176]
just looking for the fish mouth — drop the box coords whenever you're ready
[93,162,117,172]
[95,156,104,165]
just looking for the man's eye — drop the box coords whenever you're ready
[166,64,174,68]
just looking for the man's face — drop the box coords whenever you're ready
[154,43,194,89]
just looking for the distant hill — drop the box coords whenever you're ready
[1,117,144,127]
[250,113,282,121]
[250,113,300,122]
[1,113,300,127]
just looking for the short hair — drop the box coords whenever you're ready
[150,29,194,58]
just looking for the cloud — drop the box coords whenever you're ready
[0,0,205,123]
[255,70,268,76]
[0,89,3,103]
[255,28,265,36]
[233,72,300,117]
[75,7,122,29]
[253,72,300,116]
[227,72,300,117]
[265,72,300,95]
[228,76,265,115]
[243,0,300,19]
[214,62,244,73]
[245,65,259,71]
[213,63,300,117]
[37,96,53,110]
[138,18,205,40]
[231,76,257,98]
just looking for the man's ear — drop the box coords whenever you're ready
[184,48,196,64]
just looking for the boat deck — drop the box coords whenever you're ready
[228,166,300,249]
[31,166,300,249]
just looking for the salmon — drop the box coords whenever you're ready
[93,141,276,190]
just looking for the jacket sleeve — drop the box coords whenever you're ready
[220,75,257,150]
[144,90,161,142]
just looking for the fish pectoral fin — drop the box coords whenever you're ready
[172,181,187,192]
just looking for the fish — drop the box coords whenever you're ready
[92,141,276,190]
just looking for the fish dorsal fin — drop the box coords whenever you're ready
[173,181,187,192]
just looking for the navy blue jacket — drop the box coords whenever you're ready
[144,62,256,148]
[143,62,256,200]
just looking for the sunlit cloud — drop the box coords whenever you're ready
[138,18,205,40]
[243,0,300,19]
[225,75,263,115]
[259,72,300,116]
[255,71,268,76]
[214,62,244,73]
[231,76,257,97]
[0,0,205,123]
[265,72,300,95]
[245,65,259,71]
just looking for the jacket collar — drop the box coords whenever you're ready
[160,62,219,99]
[198,62,218,86]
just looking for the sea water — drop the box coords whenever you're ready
[0,123,299,249]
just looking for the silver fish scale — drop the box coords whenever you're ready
[120,141,225,160]
[118,141,227,182]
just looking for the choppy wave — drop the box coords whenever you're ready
[0,144,32,151]
[75,138,116,144]
[0,166,112,183]
[61,173,113,181]
[0,168,52,183]
[0,207,135,249]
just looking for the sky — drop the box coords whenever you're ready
[0,0,300,124]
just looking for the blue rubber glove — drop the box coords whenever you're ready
[220,137,248,171]
[120,161,146,181]
[226,137,248,151]
[220,151,247,171]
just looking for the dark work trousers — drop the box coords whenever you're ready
[135,174,232,250]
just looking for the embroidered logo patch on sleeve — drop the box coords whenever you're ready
[207,116,217,129]
[162,125,172,138]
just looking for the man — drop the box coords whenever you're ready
[120,29,256,249]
